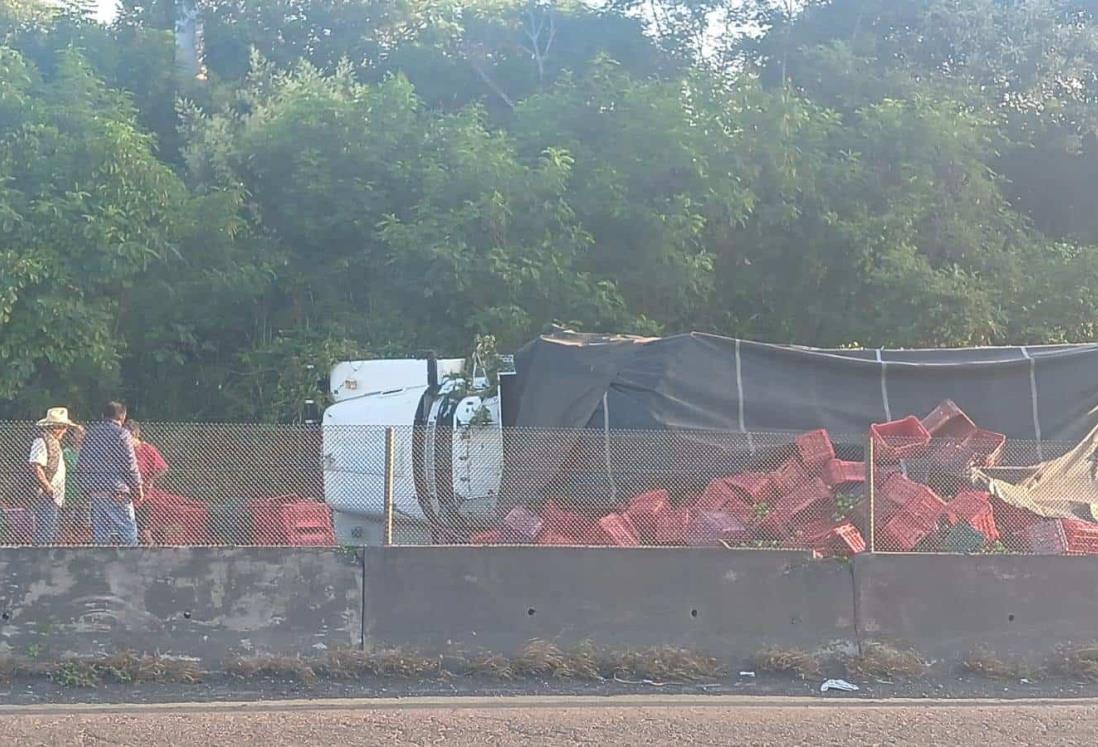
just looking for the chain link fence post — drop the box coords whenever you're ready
[383,426,396,546]
[866,431,876,553]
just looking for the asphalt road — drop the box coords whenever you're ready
[2,695,1097,746]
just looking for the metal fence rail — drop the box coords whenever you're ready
[0,419,1094,553]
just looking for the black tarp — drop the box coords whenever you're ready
[498,332,1098,504]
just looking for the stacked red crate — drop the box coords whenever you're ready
[822,459,864,489]
[585,513,640,546]
[149,494,211,545]
[879,483,946,551]
[686,511,748,546]
[871,416,931,461]
[757,478,832,540]
[921,399,977,440]
[654,507,691,545]
[795,429,835,472]
[250,495,334,545]
[723,472,776,504]
[770,458,810,495]
[624,490,669,544]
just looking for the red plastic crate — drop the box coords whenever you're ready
[686,510,748,546]
[624,490,669,544]
[470,528,503,545]
[250,496,334,545]
[756,478,832,540]
[586,513,640,546]
[770,458,810,495]
[723,472,776,504]
[870,416,931,461]
[3,508,34,544]
[990,494,1044,535]
[149,499,210,545]
[502,506,544,543]
[537,530,575,545]
[1024,519,1098,555]
[928,440,977,474]
[921,399,977,440]
[814,522,866,557]
[964,428,1006,467]
[541,500,585,538]
[898,488,947,531]
[822,459,865,489]
[695,479,752,525]
[795,429,836,472]
[654,507,691,545]
[880,512,935,551]
[946,490,999,543]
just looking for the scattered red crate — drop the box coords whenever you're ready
[149,498,210,545]
[502,506,544,543]
[870,416,931,461]
[757,478,832,540]
[921,399,977,440]
[624,490,669,544]
[770,458,810,495]
[928,440,977,474]
[586,513,640,546]
[686,510,748,546]
[964,428,1006,467]
[469,528,503,544]
[654,507,691,545]
[822,459,865,489]
[723,472,776,503]
[695,479,752,524]
[990,494,1044,535]
[880,512,934,552]
[946,490,999,543]
[537,531,575,545]
[250,495,334,546]
[817,522,866,557]
[795,429,835,472]
[1024,519,1098,555]
[541,500,585,538]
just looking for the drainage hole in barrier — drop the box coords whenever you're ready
[0,611,9,622]
[1008,614,1015,622]
[527,608,536,617]
[690,609,698,618]
[183,610,192,620]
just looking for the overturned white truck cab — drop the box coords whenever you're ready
[322,332,1098,545]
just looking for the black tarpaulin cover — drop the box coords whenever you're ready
[499,331,1098,502]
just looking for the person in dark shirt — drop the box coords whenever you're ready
[76,401,144,546]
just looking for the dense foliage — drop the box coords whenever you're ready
[2,0,1098,420]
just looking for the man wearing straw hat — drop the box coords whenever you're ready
[27,407,77,544]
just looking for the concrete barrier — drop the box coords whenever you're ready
[0,548,362,663]
[854,553,1098,660]
[363,547,856,656]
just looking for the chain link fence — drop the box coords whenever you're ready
[0,414,1096,553]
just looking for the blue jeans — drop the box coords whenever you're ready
[33,498,60,545]
[91,494,138,546]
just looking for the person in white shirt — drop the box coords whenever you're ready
[27,407,77,544]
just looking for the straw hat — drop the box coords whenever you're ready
[36,407,77,429]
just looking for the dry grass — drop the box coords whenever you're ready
[752,647,822,678]
[1049,645,1098,682]
[41,654,203,689]
[463,651,515,679]
[962,648,1039,681]
[224,655,317,684]
[602,646,726,682]
[844,643,927,679]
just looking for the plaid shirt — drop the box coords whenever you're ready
[76,420,143,496]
